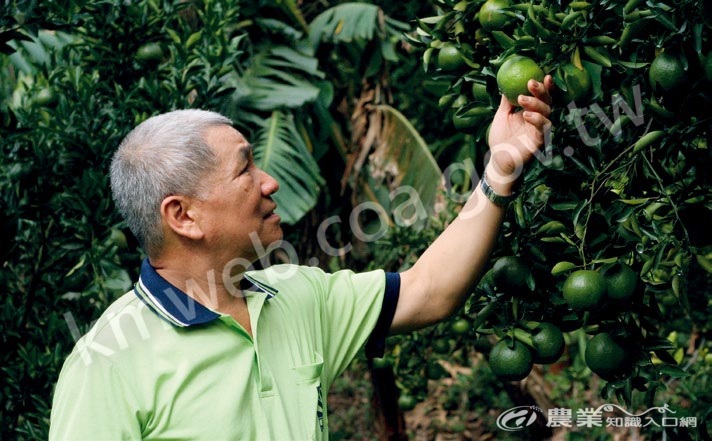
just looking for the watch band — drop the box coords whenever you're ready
[480,172,516,206]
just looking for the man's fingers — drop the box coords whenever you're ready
[530,75,554,103]
[514,75,553,116]
[518,94,551,117]
[523,111,551,130]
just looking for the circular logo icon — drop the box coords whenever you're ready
[496,406,543,431]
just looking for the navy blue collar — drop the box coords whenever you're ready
[133,258,276,327]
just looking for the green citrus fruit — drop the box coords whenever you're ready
[648,52,687,94]
[108,228,128,249]
[492,255,533,294]
[437,43,466,71]
[432,338,451,354]
[562,270,606,310]
[135,42,164,62]
[35,87,56,107]
[478,0,513,32]
[554,63,592,105]
[584,332,633,381]
[398,393,417,411]
[602,262,637,301]
[489,339,533,381]
[451,318,470,335]
[530,323,566,364]
[497,55,545,106]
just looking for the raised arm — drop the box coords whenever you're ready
[391,76,554,333]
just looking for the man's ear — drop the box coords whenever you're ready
[160,195,205,240]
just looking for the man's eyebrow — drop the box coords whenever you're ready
[238,143,252,161]
[233,143,252,173]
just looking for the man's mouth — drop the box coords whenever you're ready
[263,207,279,219]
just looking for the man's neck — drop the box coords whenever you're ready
[149,255,253,335]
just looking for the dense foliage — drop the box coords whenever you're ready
[377,0,712,437]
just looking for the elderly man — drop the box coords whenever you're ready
[49,76,552,440]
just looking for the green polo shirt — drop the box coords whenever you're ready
[49,259,399,440]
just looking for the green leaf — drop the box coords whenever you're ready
[652,11,676,31]
[645,337,675,351]
[618,198,651,205]
[256,18,305,42]
[309,3,381,48]
[252,111,325,225]
[271,0,309,33]
[655,365,691,379]
[653,349,678,365]
[551,261,576,275]
[227,45,324,111]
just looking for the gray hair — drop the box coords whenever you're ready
[110,109,232,256]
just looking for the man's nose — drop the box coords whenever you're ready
[259,169,279,196]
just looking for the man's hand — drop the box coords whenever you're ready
[487,76,554,189]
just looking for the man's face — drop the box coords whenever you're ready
[196,125,282,263]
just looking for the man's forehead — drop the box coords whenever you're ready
[205,125,250,154]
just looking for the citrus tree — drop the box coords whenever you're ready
[378,0,712,429]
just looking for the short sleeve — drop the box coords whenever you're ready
[49,350,142,440]
[365,272,400,358]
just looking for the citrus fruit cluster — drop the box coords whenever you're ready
[483,256,566,381]
[488,321,566,381]
[483,255,641,382]
[561,262,637,311]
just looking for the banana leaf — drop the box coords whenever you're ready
[228,45,324,111]
[252,110,325,224]
[359,105,442,224]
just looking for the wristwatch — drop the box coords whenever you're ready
[480,172,517,207]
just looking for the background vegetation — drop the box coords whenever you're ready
[1,0,710,439]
